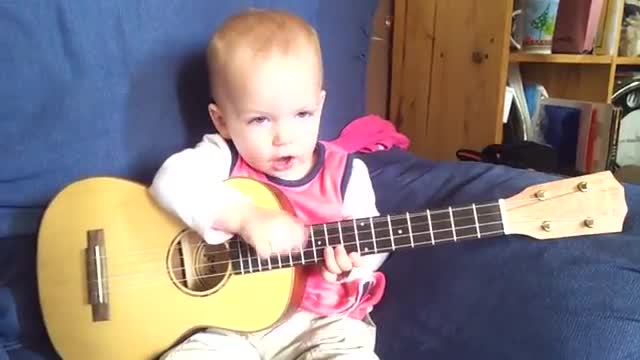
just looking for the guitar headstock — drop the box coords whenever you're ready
[503,171,628,240]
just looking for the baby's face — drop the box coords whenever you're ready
[212,52,325,181]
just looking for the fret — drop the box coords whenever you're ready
[406,213,414,247]
[236,240,245,274]
[474,203,503,237]
[333,219,357,254]
[429,208,456,242]
[256,253,262,271]
[352,218,360,254]
[250,246,263,273]
[472,203,481,238]
[355,220,362,254]
[372,217,393,252]
[449,206,481,239]
[228,201,506,275]
[266,251,272,270]
[475,202,504,235]
[427,209,434,245]
[345,219,374,255]
[301,248,317,264]
[369,218,377,253]
[245,242,254,273]
[406,212,429,246]
[337,222,344,247]
[323,224,330,247]
[387,215,413,249]
[231,241,255,275]
[447,206,473,239]
[256,249,263,272]
[310,225,318,263]
[324,224,329,248]
[387,215,395,250]
[322,222,344,247]
[350,218,377,255]
[448,207,457,242]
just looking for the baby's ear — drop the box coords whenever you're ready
[318,89,326,113]
[208,103,230,138]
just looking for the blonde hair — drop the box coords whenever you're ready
[207,9,323,103]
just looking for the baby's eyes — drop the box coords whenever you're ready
[248,112,313,124]
[249,116,268,124]
[296,111,313,119]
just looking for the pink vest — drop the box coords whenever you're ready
[230,142,350,225]
[228,141,385,319]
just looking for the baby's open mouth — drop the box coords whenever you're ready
[271,156,295,171]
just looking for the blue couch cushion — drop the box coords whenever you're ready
[360,150,640,359]
[0,1,377,357]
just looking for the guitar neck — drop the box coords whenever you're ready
[230,200,506,275]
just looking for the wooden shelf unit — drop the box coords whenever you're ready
[615,56,640,65]
[390,0,640,161]
[510,53,640,66]
[509,53,613,64]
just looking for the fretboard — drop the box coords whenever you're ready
[229,201,505,275]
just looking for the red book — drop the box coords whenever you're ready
[552,0,605,54]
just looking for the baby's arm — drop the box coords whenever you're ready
[149,134,247,244]
[340,158,389,279]
[148,134,305,257]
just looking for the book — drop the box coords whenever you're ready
[606,107,623,170]
[552,0,606,54]
[594,0,625,55]
[535,98,618,173]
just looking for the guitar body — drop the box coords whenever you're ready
[37,177,303,360]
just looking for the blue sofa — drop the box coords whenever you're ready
[1,1,638,359]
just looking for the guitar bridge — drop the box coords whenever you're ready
[86,229,110,321]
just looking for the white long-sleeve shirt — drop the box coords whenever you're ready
[148,134,388,279]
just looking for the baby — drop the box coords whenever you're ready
[150,9,388,359]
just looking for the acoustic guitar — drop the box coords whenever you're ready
[37,171,627,359]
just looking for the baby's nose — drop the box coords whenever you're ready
[273,126,294,146]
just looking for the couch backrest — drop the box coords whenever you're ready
[0,0,379,238]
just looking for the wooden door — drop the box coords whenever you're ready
[390,0,513,160]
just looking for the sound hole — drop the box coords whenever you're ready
[167,230,230,296]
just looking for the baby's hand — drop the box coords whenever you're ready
[321,246,363,282]
[234,206,307,259]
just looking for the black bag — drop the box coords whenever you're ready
[456,141,578,176]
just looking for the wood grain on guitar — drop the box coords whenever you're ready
[36,171,627,359]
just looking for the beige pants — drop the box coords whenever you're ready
[160,311,378,360]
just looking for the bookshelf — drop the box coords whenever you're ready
[507,0,635,105]
[509,53,614,64]
[616,57,640,65]
[510,54,640,66]
[390,0,640,161]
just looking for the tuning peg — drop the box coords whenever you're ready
[541,221,552,232]
[583,218,595,228]
[577,181,589,192]
[535,190,548,200]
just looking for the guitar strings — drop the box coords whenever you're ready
[96,188,581,264]
[100,229,508,294]
[99,210,611,295]
[100,209,505,269]
[98,215,595,287]
[102,218,506,280]
[91,201,499,260]
[100,185,582,268]
[505,188,580,212]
